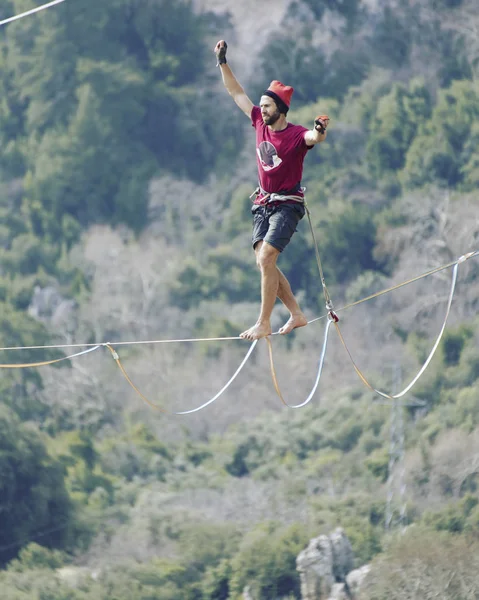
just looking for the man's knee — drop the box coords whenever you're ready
[257,242,279,270]
[253,240,263,269]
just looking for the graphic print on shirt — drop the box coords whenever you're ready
[257,141,283,171]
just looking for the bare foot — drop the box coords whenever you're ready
[279,313,308,335]
[240,322,272,341]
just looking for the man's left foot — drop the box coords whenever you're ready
[279,313,308,335]
[240,322,272,341]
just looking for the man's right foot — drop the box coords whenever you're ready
[240,322,272,341]
[278,313,308,335]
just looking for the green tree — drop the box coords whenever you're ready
[229,522,307,599]
[7,542,66,572]
[201,558,233,600]
[368,4,412,69]
[460,121,479,190]
[314,200,379,284]
[2,0,237,246]
[0,406,74,565]
[257,27,369,104]
[366,80,431,179]
[0,302,63,421]
[441,325,473,367]
[402,80,479,188]
[300,0,362,27]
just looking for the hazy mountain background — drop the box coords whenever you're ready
[0,0,478,598]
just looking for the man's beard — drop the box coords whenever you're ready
[263,109,281,126]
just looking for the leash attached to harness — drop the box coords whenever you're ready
[303,198,339,322]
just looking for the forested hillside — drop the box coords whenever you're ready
[0,0,478,598]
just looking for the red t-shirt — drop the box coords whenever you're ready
[251,105,312,205]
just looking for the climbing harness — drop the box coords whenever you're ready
[250,183,305,205]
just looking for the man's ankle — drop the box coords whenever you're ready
[256,319,271,328]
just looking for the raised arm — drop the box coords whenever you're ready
[304,115,330,146]
[214,40,254,118]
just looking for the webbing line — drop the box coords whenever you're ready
[105,341,258,415]
[333,250,478,317]
[0,345,100,368]
[0,336,242,352]
[0,0,65,27]
[332,261,459,399]
[265,319,333,409]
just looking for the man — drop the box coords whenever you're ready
[214,40,329,341]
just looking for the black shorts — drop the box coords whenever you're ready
[251,202,305,252]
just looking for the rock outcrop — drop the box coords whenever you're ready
[297,528,360,600]
[242,528,370,600]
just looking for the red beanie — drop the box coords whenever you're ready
[266,80,294,108]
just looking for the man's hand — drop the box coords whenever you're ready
[314,115,330,134]
[214,40,228,66]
